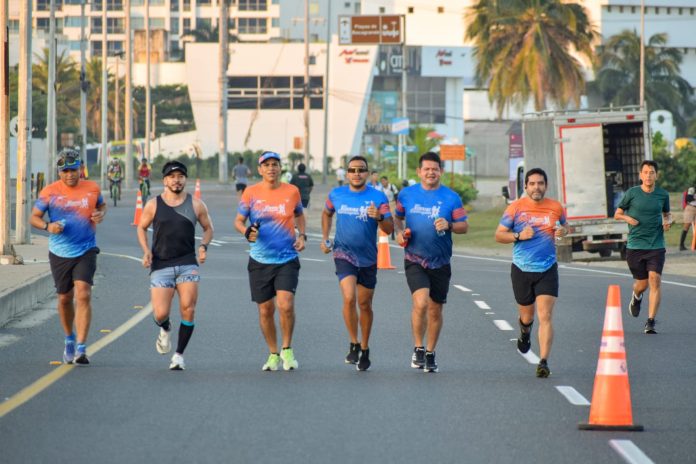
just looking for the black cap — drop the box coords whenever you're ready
[162,160,188,177]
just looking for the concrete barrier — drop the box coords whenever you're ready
[0,272,54,327]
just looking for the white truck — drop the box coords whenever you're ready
[503,106,651,262]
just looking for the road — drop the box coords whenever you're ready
[0,186,694,464]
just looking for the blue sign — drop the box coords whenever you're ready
[391,117,409,135]
[405,145,418,153]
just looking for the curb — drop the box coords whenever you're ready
[0,272,54,327]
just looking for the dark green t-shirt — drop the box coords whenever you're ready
[617,186,670,250]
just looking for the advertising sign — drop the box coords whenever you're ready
[364,91,399,135]
[391,117,410,135]
[339,15,404,45]
[439,144,466,161]
[420,46,476,81]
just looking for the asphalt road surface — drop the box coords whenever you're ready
[1,186,694,464]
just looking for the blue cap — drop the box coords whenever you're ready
[258,151,281,165]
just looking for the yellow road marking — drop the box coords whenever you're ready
[99,329,112,333]
[0,303,152,419]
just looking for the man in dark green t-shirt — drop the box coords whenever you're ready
[614,160,671,334]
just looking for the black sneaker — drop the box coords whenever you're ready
[74,352,90,365]
[410,347,425,369]
[517,319,532,353]
[628,293,642,318]
[345,343,360,364]
[536,359,550,378]
[644,318,657,334]
[357,349,371,371]
[424,351,438,373]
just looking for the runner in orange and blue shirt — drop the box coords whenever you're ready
[235,151,306,372]
[30,149,107,366]
[495,167,567,378]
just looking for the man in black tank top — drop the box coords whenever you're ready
[136,161,214,370]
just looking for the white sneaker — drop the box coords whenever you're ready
[156,328,171,354]
[169,353,185,370]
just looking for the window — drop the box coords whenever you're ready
[228,17,236,29]
[407,6,413,13]
[108,40,123,54]
[183,17,191,33]
[150,17,165,28]
[91,17,102,33]
[131,17,144,29]
[437,6,444,13]
[9,19,18,32]
[170,17,179,34]
[238,0,267,11]
[64,16,86,28]
[107,17,123,33]
[183,0,191,11]
[344,2,350,7]
[91,0,123,11]
[198,0,212,5]
[197,17,211,30]
[36,18,50,31]
[170,0,179,11]
[238,17,267,34]
[379,7,385,13]
[405,77,446,125]
[228,75,324,110]
[271,18,279,28]
[70,40,82,51]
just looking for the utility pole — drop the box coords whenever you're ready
[16,0,32,244]
[124,0,132,188]
[114,53,120,141]
[1,0,11,255]
[100,0,108,190]
[218,0,228,183]
[303,0,310,165]
[47,0,56,183]
[79,0,87,166]
[398,46,408,179]
[145,0,151,161]
[639,0,645,108]
[320,0,331,184]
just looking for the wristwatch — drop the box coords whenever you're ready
[44,222,49,231]
[513,232,520,242]
[199,243,208,251]
[299,233,307,240]
[377,214,384,222]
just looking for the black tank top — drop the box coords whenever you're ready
[151,194,197,271]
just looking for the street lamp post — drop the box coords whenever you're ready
[124,0,132,188]
[100,0,108,190]
[16,0,33,244]
[1,0,11,255]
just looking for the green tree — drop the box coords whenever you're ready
[591,30,694,134]
[652,132,696,191]
[182,24,238,43]
[465,0,597,116]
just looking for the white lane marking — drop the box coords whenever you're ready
[101,252,143,263]
[453,285,471,292]
[472,293,480,296]
[555,386,590,406]
[609,440,654,464]
[493,319,513,330]
[474,300,491,310]
[194,236,222,246]
[519,350,540,364]
[0,335,21,349]
[485,312,495,315]
[211,239,228,245]
[301,258,325,262]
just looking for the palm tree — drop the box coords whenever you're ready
[591,30,694,133]
[182,23,238,43]
[84,56,115,141]
[465,0,597,117]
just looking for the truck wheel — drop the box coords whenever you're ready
[599,249,612,258]
[556,244,572,263]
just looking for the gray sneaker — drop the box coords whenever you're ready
[644,318,657,334]
[156,328,172,354]
[628,293,642,318]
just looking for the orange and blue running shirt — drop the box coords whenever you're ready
[395,184,468,269]
[500,197,566,272]
[238,182,303,264]
[325,186,391,267]
[34,180,104,258]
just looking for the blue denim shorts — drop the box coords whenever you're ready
[150,264,200,288]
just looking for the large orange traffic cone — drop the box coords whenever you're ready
[194,178,201,200]
[131,190,143,226]
[691,221,695,251]
[377,228,395,270]
[578,285,643,431]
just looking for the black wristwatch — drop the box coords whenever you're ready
[44,222,49,231]
[299,234,307,240]
[513,232,520,242]
[377,214,384,222]
[199,243,208,251]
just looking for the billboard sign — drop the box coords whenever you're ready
[439,144,466,161]
[391,117,410,135]
[420,46,476,82]
[339,15,404,45]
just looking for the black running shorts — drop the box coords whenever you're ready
[49,248,99,294]
[334,258,377,289]
[235,183,247,192]
[404,260,451,304]
[625,248,666,280]
[510,262,559,306]
[247,257,301,303]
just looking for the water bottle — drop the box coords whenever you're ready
[554,220,562,241]
[435,215,446,237]
[323,239,333,251]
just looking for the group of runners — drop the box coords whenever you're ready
[32,149,671,377]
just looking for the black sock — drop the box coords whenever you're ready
[176,321,195,354]
[155,317,171,332]
[519,319,533,333]
[680,230,687,247]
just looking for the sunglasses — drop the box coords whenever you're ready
[347,167,368,174]
[57,154,80,168]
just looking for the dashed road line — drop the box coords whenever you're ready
[453,285,471,292]
[474,300,491,310]
[301,258,325,262]
[493,319,513,330]
[518,349,540,364]
[609,440,654,464]
[555,386,590,406]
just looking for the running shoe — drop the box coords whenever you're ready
[169,353,185,370]
[644,318,657,334]
[74,346,89,366]
[411,347,425,369]
[357,349,371,372]
[262,353,281,371]
[280,348,298,371]
[628,293,642,318]
[63,339,75,364]
[536,359,551,378]
[156,328,172,354]
[345,343,360,364]
[424,351,438,373]
[517,319,532,354]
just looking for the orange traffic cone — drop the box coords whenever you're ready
[377,228,395,270]
[194,178,201,200]
[131,190,143,227]
[578,285,643,431]
[691,221,695,251]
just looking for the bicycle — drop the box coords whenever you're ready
[110,179,122,207]
[139,177,150,204]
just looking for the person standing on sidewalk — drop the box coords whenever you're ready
[393,152,469,373]
[321,156,393,371]
[234,151,307,371]
[494,168,567,378]
[30,149,107,365]
[136,160,214,370]
[614,160,671,334]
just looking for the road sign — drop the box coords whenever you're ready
[382,144,396,152]
[339,15,404,45]
[391,117,409,135]
[405,145,418,153]
[439,144,466,161]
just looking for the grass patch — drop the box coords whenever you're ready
[455,205,509,251]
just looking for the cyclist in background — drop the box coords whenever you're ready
[107,158,123,199]
[139,158,152,200]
